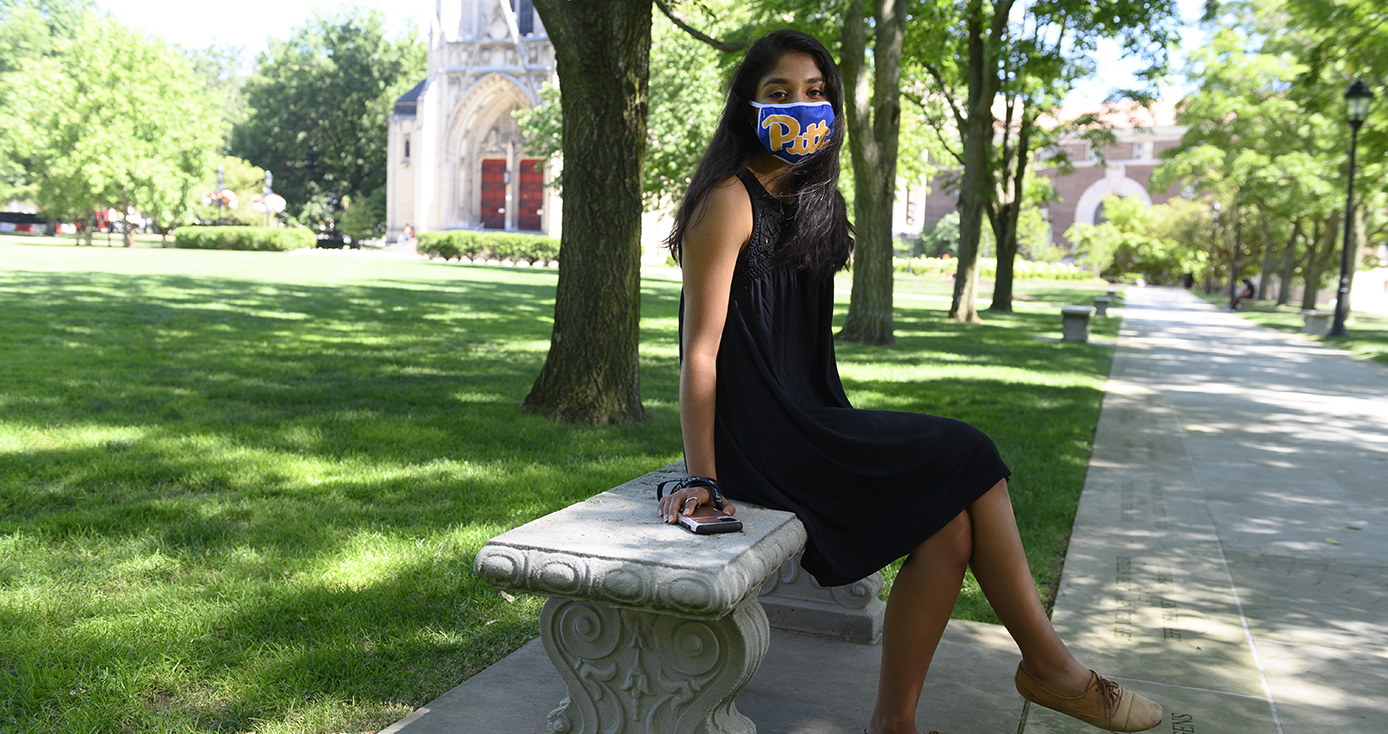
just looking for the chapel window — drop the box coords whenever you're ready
[511,0,535,36]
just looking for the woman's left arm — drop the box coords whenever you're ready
[657,177,752,523]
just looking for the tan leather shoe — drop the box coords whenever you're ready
[1015,663,1163,732]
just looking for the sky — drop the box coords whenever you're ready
[94,0,1211,106]
[94,0,433,64]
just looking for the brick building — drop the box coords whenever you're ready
[918,101,1188,249]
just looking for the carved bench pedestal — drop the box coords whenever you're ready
[474,464,809,734]
[541,593,768,734]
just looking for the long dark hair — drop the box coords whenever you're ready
[664,29,853,281]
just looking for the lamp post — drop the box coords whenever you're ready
[1330,80,1374,337]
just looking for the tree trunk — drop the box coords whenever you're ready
[1276,218,1301,306]
[989,113,1031,312]
[949,0,1008,324]
[121,191,134,249]
[1301,213,1338,312]
[522,0,652,424]
[1257,219,1277,300]
[838,0,905,346]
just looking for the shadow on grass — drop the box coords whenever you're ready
[0,267,687,731]
[0,263,1112,732]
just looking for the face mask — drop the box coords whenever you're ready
[749,101,835,164]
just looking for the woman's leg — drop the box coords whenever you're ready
[965,479,1091,694]
[866,511,973,734]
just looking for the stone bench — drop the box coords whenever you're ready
[1301,310,1330,334]
[472,462,886,734]
[1093,296,1112,317]
[1061,305,1093,342]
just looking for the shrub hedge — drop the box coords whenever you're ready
[174,226,316,252]
[417,230,560,265]
[893,256,1094,281]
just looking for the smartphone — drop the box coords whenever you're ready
[677,505,743,535]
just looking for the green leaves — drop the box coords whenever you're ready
[1,9,222,236]
[229,7,426,217]
[1151,0,1387,297]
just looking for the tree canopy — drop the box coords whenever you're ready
[2,5,222,243]
[229,7,425,220]
[1151,0,1386,310]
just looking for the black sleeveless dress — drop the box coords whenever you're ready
[680,170,1011,587]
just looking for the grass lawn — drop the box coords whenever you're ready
[0,240,1120,733]
[1191,290,1388,366]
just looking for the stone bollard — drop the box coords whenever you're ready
[1107,288,1118,299]
[1062,306,1093,343]
[1093,296,1113,317]
[1301,310,1330,334]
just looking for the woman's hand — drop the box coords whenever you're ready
[657,486,738,523]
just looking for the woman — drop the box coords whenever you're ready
[655,30,1163,734]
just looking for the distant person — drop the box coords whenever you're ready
[1231,277,1255,310]
[399,224,414,244]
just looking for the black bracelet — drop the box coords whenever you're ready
[656,475,725,510]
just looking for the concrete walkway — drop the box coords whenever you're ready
[386,286,1387,734]
[1026,286,1388,734]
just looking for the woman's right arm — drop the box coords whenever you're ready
[677,177,753,481]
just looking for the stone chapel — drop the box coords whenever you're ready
[386,0,557,242]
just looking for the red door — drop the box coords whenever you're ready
[518,159,543,231]
[480,159,506,229]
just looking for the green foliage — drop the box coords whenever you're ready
[1065,217,1124,278]
[894,256,1093,281]
[0,0,95,202]
[2,9,221,238]
[1138,197,1215,284]
[918,212,962,258]
[416,230,560,265]
[1150,1,1388,300]
[512,84,563,193]
[1065,196,1176,279]
[643,3,753,208]
[181,42,248,148]
[189,155,272,226]
[339,188,388,243]
[230,7,426,218]
[173,225,315,252]
[1015,205,1065,263]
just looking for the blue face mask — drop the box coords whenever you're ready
[749,101,835,164]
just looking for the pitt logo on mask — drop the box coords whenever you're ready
[750,101,835,164]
